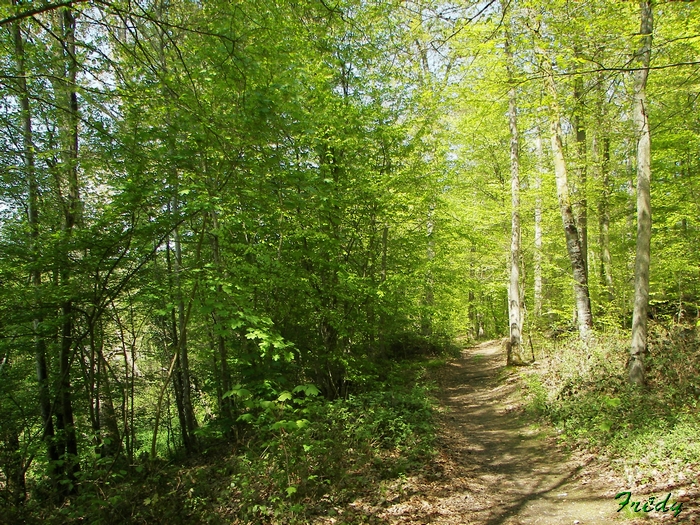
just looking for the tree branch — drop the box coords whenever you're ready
[0,0,90,27]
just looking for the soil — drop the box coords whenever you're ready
[324,339,699,524]
[366,339,623,525]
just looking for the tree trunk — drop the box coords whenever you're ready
[154,0,198,448]
[166,234,192,452]
[422,203,435,337]
[2,430,26,507]
[173,207,198,452]
[505,27,526,365]
[379,224,389,352]
[594,133,614,303]
[540,50,594,343]
[629,0,653,386]
[210,210,232,420]
[112,301,137,464]
[573,66,588,282]
[12,5,61,492]
[534,131,544,318]
[98,350,122,457]
[55,6,81,491]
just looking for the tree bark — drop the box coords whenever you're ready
[629,0,653,386]
[379,224,389,352]
[173,201,198,452]
[534,131,544,318]
[210,209,232,421]
[540,50,594,343]
[573,72,588,281]
[98,350,122,457]
[594,133,614,303]
[1,430,26,507]
[154,0,198,449]
[422,203,435,337]
[167,235,192,452]
[54,6,81,491]
[12,4,61,493]
[505,27,526,364]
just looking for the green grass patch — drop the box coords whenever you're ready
[521,324,700,483]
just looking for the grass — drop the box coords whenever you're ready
[520,323,700,488]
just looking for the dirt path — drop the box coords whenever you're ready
[379,340,623,525]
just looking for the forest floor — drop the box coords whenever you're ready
[338,340,694,525]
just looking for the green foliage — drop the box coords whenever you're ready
[224,384,435,523]
[522,326,700,478]
[28,359,438,525]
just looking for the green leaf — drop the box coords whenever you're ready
[277,391,293,402]
[293,384,321,397]
[603,396,621,408]
[223,386,251,399]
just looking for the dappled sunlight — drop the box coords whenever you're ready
[379,340,622,525]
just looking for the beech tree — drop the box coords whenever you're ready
[532,17,594,343]
[504,12,527,364]
[629,0,653,385]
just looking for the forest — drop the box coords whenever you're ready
[0,0,698,523]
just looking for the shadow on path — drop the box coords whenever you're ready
[381,340,620,525]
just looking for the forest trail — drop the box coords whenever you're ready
[380,340,623,525]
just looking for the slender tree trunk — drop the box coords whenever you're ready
[166,234,191,451]
[210,210,232,420]
[594,132,614,303]
[573,66,588,281]
[630,0,653,386]
[379,224,388,352]
[97,344,121,457]
[505,27,526,364]
[422,203,435,337]
[54,6,81,490]
[540,50,594,342]
[171,321,189,448]
[159,227,198,454]
[155,0,197,448]
[161,215,207,454]
[534,131,544,318]
[173,207,198,451]
[57,295,80,490]
[12,6,60,493]
[85,321,101,454]
[2,430,26,507]
[592,70,614,304]
[112,301,137,464]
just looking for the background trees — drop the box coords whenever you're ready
[449,0,699,341]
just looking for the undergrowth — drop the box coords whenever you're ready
[521,323,700,486]
[30,357,438,525]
